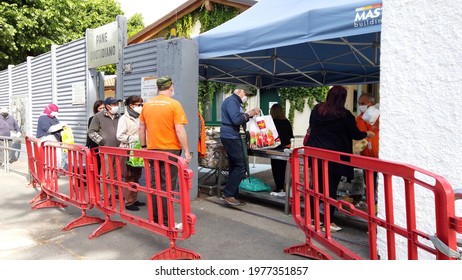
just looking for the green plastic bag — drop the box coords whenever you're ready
[126,141,144,168]
[239,176,271,192]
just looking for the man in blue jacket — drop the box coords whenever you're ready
[220,85,260,207]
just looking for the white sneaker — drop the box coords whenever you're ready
[174,223,183,230]
[270,191,286,197]
[322,223,342,232]
[275,191,286,197]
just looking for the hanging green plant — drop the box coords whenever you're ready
[278,86,328,123]
[197,81,235,117]
[165,4,240,39]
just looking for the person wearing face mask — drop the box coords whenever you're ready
[88,97,122,148]
[88,97,122,186]
[0,107,20,138]
[139,76,191,227]
[36,103,65,167]
[0,107,21,165]
[219,84,261,207]
[86,100,104,149]
[356,92,380,212]
[36,103,63,142]
[356,93,379,159]
[116,95,145,211]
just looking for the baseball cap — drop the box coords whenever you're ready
[156,76,173,91]
[236,84,251,95]
[104,97,122,105]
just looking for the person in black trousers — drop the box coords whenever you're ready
[270,103,294,196]
[306,86,374,232]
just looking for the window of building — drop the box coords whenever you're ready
[204,91,224,126]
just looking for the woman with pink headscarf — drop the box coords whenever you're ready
[36,103,63,142]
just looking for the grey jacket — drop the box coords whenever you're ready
[0,115,20,137]
[88,110,121,147]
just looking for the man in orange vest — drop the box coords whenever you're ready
[139,76,192,228]
[356,92,379,211]
[356,93,379,158]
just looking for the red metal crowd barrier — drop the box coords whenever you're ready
[91,146,200,260]
[286,146,462,260]
[25,136,43,189]
[25,138,200,260]
[30,141,103,230]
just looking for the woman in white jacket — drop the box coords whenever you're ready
[116,95,144,211]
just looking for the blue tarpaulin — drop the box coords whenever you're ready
[195,0,382,88]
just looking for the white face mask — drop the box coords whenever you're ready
[241,96,248,103]
[358,105,368,113]
[171,89,175,96]
[50,111,59,118]
[109,106,119,114]
[133,106,142,114]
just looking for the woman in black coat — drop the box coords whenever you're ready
[270,103,294,195]
[306,86,374,231]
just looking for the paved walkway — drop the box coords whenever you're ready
[0,155,369,260]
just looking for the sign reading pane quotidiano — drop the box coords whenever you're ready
[87,21,119,68]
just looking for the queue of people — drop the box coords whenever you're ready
[33,81,378,227]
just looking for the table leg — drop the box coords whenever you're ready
[284,161,291,215]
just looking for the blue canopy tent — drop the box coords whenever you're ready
[195,0,382,89]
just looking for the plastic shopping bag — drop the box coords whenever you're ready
[61,126,74,145]
[61,126,74,153]
[239,176,271,192]
[248,115,281,150]
[126,141,144,168]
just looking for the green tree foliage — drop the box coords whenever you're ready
[127,13,144,38]
[171,4,239,39]
[0,0,136,70]
[278,87,328,124]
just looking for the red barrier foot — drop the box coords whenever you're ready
[29,191,48,205]
[63,212,104,231]
[31,198,68,210]
[28,179,39,188]
[88,217,126,239]
[284,243,332,260]
[150,246,201,260]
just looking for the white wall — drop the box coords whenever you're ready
[380,0,462,259]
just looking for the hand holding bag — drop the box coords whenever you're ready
[248,114,281,150]
[61,126,74,145]
[126,140,145,167]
